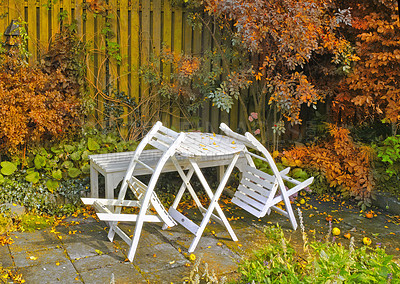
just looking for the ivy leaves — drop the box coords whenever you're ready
[1,161,17,176]
[0,132,137,194]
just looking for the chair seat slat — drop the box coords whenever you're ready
[231,195,263,218]
[243,164,275,183]
[236,184,269,204]
[240,178,274,197]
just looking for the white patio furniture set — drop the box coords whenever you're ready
[81,122,314,262]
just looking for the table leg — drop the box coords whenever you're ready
[169,158,200,209]
[188,154,240,253]
[90,162,99,198]
[217,165,225,182]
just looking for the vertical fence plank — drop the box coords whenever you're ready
[152,0,162,123]
[0,0,8,35]
[130,0,140,102]
[140,0,151,123]
[229,100,239,132]
[183,11,191,54]
[153,0,161,55]
[85,9,99,124]
[51,0,60,38]
[171,6,182,130]
[162,0,172,127]
[39,0,49,54]
[8,0,23,22]
[27,0,37,62]
[63,0,72,25]
[107,0,118,90]
[83,6,96,126]
[74,0,82,35]
[118,0,129,132]
[201,22,211,132]
[192,20,202,130]
[96,11,106,126]
[119,0,129,94]
[182,11,192,130]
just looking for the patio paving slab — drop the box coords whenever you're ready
[12,247,67,268]
[17,260,80,284]
[2,193,400,283]
[9,230,61,254]
[0,245,13,268]
[79,262,146,284]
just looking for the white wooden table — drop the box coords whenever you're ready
[168,132,246,252]
[89,148,246,200]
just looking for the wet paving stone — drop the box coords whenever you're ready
[2,194,399,283]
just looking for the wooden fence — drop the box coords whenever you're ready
[0,0,247,134]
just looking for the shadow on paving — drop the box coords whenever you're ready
[2,193,399,283]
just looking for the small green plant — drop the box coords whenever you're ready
[238,226,303,283]
[373,135,400,195]
[183,255,227,284]
[15,212,55,232]
[0,214,13,235]
[374,135,400,178]
[237,218,400,283]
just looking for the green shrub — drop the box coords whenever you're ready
[373,136,400,195]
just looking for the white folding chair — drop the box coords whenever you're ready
[220,123,314,230]
[82,121,185,261]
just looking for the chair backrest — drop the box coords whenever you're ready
[148,123,181,152]
[220,123,285,186]
[117,122,180,203]
[219,123,255,148]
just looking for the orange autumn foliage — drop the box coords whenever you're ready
[332,1,400,128]
[0,50,82,156]
[205,0,354,123]
[282,124,374,207]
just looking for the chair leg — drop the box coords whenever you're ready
[282,194,298,230]
[127,217,145,262]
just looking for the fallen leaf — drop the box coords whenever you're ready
[95,249,103,255]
